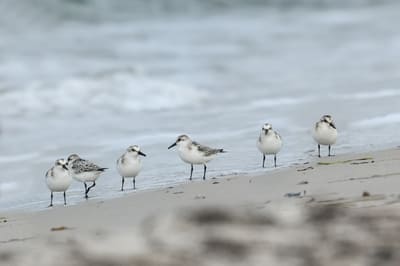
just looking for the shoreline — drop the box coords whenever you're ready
[1,142,398,213]
[1,147,400,264]
[3,146,400,217]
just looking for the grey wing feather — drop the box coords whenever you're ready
[117,154,125,165]
[275,131,282,140]
[45,167,53,178]
[193,141,224,156]
[73,159,106,173]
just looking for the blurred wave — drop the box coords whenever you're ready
[352,113,400,128]
[0,70,207,116]
[0,0,398,28]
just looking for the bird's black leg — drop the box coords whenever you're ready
[318,144,321,158]
[190,164,193,181]
[121,177,125,191]
[64,191,67,205]
[274,154,277,168]
[262,154,266,168]
[328,145,332,156]
[86,182,96,198]
[88,182,96,192]
[133,178,136,190]
[84,182,88,199]
[49,192,53,207]
[203,164,207,180]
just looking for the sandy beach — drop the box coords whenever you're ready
[1,147,400,265]
[1,1,399,265]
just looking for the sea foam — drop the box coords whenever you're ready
[0,72,208,117]
[352,113,400,128]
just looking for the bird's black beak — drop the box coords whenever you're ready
[139,151,147,157]
[329,122,336,129]
[168,142,177,149]
[62,165,68,171]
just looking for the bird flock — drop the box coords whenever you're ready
[45,115,338,207]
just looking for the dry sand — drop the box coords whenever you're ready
[1,148,400,265]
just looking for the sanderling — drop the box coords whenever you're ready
[312,115,338,157]
[168,135,225,180]
[45,159,72,207]
[257,123,282,168]
[67,154,107,199]
[117,145,146,191]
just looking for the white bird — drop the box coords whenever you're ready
[312,115,338,157]
[45,159,72,207]
[117,145,146,191]
[257,123,282,168]
[67,154,107,199]
[168,135,225,180]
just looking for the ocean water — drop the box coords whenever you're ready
[0,0,399,211]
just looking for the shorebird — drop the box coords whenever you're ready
[45,159,72,207]
[257,123,282,168]
[313,115,338,157]
[168,135,225,180]
[67,154,107,199]
[117,145,146,191]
